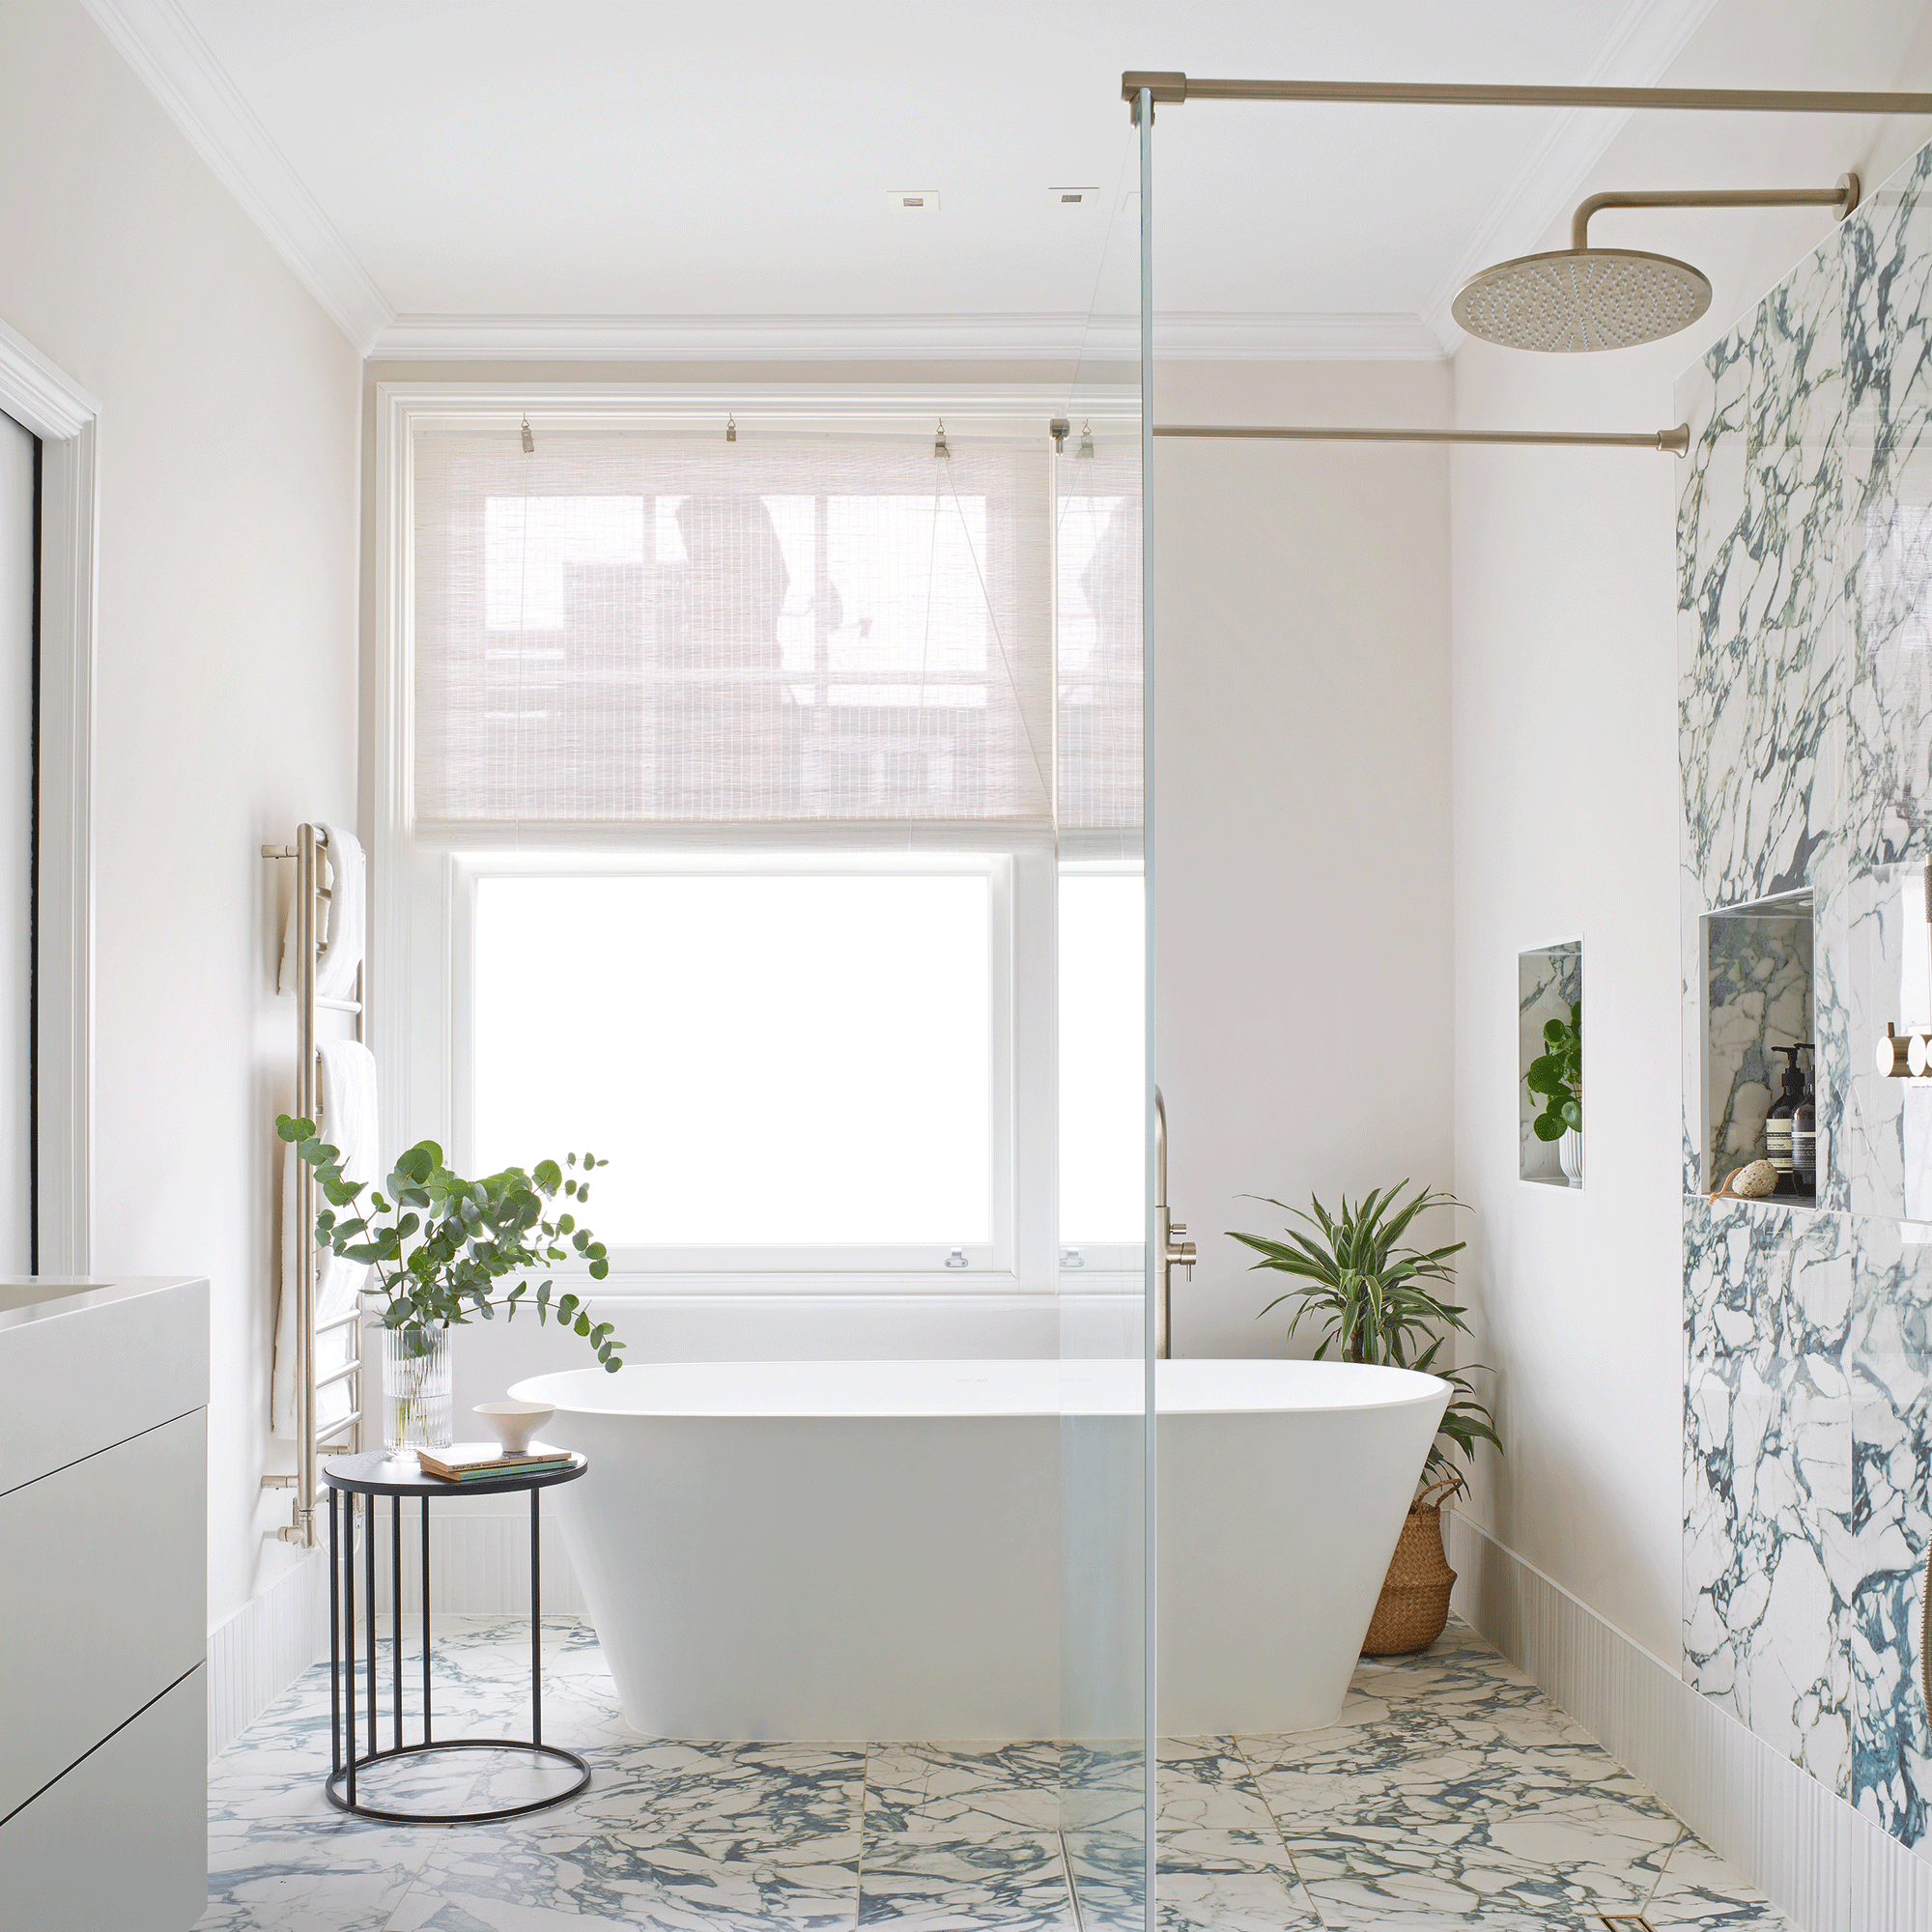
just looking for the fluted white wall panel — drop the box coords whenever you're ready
[1450,1514,1932,1932]
[206,1545,329,1761]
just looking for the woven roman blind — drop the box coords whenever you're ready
[412,428,1139,828]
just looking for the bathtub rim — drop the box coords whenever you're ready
[509,1355,1450,1422]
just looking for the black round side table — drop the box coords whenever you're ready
[322,1447,591,1824]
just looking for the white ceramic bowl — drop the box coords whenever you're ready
[473,1400,555,1455]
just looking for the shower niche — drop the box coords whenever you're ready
[1519,941,1582,1188]
[1698,891,1816,1201]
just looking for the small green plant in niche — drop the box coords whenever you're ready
[1526,999,1581,1144]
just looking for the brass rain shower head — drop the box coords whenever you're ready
[1451,176,1860,353]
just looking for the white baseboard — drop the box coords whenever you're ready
[206,1549,329,1762]
[1448,1515,1932,1932]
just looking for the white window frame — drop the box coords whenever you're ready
[375,383,1136,1294]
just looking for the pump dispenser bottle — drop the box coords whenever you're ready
[1793,1044,1818,1200]
[1768,1045,1805,1194]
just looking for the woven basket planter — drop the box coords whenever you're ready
[1361,1479,1459,1658]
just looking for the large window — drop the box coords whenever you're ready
[390,401,1141,1289]
[472,867,998,1263]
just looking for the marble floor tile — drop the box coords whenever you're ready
[1151,1855,1322,1931]
[387,1826,862,1931]
[863,1741,1064,1836]
[195,1611,1796,1932]
[201,1816,440,1931]
[1640,1831,1794,1929]
[856,1827,1074,1928]
[575,1743,867,1855]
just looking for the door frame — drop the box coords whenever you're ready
[0,317,98,1273]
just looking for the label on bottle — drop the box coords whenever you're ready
[1766,1118,1793,1173]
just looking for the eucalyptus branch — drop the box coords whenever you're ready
[274,1117,628,1372]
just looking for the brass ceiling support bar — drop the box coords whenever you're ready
[1572,181,1859,247]
[1120,71,1932,113]
[1154,424,1692,455]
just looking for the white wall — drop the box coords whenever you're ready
[0,0,360,1633]
[1450,0,1932,1662]
[1151,360,1457,1361]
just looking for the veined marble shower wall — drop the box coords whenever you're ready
[1680,135,1932,1856]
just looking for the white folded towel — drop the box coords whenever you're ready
[272,1038,381,1438]
[277,822,366,1003]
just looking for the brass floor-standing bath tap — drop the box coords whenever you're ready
[1153,1087,1196,1359]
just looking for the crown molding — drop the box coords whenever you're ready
[83,0,1713,368]
[369,309,1445,364]
[1421,0,1723,351]
[80,0,392,353]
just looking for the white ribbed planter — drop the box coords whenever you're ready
[1558,1128,1583,1188]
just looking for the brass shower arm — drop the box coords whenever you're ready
[1122,71,1932,114]
[1571,179,1861,250]
[1153,424,1691,456]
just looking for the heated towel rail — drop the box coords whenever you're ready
[263,825,364,1548]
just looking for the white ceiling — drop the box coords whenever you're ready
[83,0,1725,358]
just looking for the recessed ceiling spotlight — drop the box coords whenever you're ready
[1048,186,1099,208]
[887,189,940,213]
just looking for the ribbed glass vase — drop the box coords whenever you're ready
[382,1322,453,1451]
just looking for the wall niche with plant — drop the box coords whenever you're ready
[1519,941,1582,1188]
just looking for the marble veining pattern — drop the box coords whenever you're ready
[198,1614,1784,1930]
[1680,133,1932,1852]
[1682,1197,1854,1792]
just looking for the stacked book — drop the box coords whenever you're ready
[417,1444,575,1483]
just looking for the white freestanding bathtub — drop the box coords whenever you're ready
[510,1356,1448,1741]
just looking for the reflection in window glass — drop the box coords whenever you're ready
[474,873,992,1247]
[1060,871,1145,1243]
[484,496,645,630]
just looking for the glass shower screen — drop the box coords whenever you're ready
[1055,102,1152,1932]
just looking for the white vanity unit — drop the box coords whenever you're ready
[0,1277,209,1931]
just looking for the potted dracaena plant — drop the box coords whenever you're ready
[277,1116,627,1451]
[1227,1180,1500,1656]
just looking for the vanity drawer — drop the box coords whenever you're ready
[0,1408,206,1821]
[0,1662,205,1932]
[0,1278,209,1492]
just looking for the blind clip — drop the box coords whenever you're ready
[934,419,951,460]
[520,414,535,455]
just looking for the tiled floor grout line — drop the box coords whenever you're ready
[1642,1821,1690,1912]
[1229,1729,1325,1923]
[853,1740,874,1931]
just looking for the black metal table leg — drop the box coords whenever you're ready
[344,1494,356,1810]
[530,1488,542,1750]
[391,1495,402,1746]
[328,1487,341,1776]
[364,1489,378,1749]
[421,1495,432,1745]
